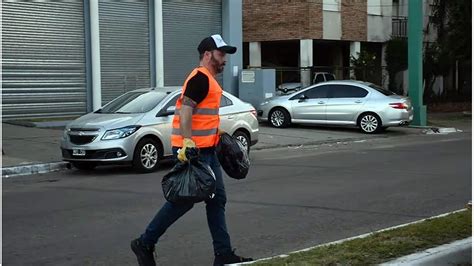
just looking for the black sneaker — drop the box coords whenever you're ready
[213,250,253,266]
[130,238,156,266]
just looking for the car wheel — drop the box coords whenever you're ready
[233,130,250,154]
[72,162,97,171]
[358,113,382,134]
[269,108,291,128]
[133,138,162,173]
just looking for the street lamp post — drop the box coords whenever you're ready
[408,0,427,126]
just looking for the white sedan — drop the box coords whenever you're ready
[258,80,413,134]
[61,88,259,172]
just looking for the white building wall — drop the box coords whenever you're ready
[249,42,261,67]
[368,0,382,15]
[367,0,392,42]
[300,39,313,87]
[323,12,341,40]
[322,0,341,40]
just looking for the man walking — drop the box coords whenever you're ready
[131,34,253,266]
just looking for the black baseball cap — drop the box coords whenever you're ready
[197,34,237,54]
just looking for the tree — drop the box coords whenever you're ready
[385,38,408,94]
[425,0,471,101]
[350,50,377,82]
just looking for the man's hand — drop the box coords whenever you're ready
[177,138,196,162]
[218,128,226,135]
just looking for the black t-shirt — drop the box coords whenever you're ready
[183,71,209,105]
[180,70,215,151]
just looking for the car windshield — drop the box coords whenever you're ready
[98,91,167,114]
[325,74,335,81]
[369,84,396,96]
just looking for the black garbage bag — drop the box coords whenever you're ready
[162,148,216,204]
[216,133,250,179]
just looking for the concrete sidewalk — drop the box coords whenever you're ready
[1,111,470,176]
[0,121,423,176]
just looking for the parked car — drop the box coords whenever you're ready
[258,80,413,133]
[61,88,259,172]
[276,82,302,94]
[313,72,335,84]
[277,72,336,94]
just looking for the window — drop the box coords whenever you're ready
[300,85,330,99]
[99,91,167,114]
[220,95,233,107]
[324,74,335,81]
[161,94,180,113]
[369,84,396,96]
[330,85,368,98]
[314,74,325,84]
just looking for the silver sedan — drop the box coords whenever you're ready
[61,88,259,172]
[258,80,413,133]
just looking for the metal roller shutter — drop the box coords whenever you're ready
[99,0,151,104]
[2,1,86,120]
[163,0,222,86]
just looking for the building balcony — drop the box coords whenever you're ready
[392,16,408,38]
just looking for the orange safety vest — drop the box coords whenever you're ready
[171,66,222,148]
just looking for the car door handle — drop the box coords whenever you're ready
[227,115,235,119]
[355,100,362,103]
[318,101,325,104]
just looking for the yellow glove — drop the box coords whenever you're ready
[177,138,196,162]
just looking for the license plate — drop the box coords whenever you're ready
[72,149,86,156]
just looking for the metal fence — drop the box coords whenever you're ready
[258,66,388,89]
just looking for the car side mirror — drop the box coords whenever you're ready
[298,94,308,102]
[156,106,176,117]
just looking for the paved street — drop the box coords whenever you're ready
[3,131,471,265]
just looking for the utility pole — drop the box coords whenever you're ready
[408,0,427,126]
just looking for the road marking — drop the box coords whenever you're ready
[437,138,465,143]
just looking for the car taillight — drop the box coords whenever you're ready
[389,103,408,109]
[250,109,257,118]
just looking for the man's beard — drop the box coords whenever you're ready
[210,54,225,74]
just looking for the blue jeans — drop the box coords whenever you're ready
[140,147,232,255]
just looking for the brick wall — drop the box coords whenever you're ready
[243,0,323,42]
[341,0,367,41]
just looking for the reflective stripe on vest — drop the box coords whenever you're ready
[171,128,218,136]
[174,108,219,116]
[171,67,222,148]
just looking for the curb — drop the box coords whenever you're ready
[0,126,462,178]
[422,127,462,134]
[238,209,468,265]
[407,125,463,134]
[252,135,389,151]
[380,237,472,265]
[4,120,71,128]
[2,137,387,178]
[2,162,70,178]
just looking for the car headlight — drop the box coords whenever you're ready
[63,128,69,139]
[102,126,141,140]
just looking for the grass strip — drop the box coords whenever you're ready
[253,209,471,266]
